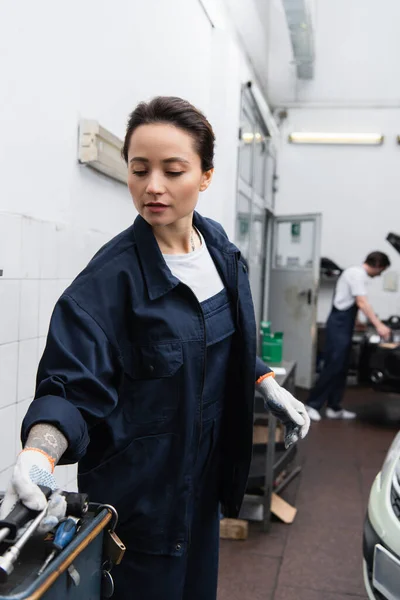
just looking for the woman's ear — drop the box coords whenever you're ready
[199,168,214,192]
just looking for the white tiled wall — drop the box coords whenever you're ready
[17,339,39,402]
[0,212,111,492]
[0,343,18,409]
[0,281,20,344]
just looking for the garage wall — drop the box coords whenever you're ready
[0,0,213,230]
[0,0,262,482]
[276,107,400,321]
[270,0,400,322]
[267,0,400,105]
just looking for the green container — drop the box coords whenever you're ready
[261,331,283,364]
[260,321,271,335]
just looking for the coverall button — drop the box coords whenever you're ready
[148,364,155,373]
[175,543,182,551]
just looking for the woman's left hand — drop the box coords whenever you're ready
[257,376,311,448]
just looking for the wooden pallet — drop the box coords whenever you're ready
[219,518,249,540]
[220,493,297,540]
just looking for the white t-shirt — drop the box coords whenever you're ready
[333,265,369,310]
[163,232,224,303]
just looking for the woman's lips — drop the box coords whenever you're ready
[145,203,169,213]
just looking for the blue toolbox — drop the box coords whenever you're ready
[0,492,125,599]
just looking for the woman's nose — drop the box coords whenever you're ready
[146,173,165,195]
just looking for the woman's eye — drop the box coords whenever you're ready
[132,170,148,176]
[166,171,184,177]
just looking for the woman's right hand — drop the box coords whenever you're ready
[0,449,66,533]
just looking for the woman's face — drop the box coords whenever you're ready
[127,123,213,227]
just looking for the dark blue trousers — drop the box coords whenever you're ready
[112,411,221,600]
[308,304,358,411]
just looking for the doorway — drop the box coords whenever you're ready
[268,214,322,388]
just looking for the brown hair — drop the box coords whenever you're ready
[122,96,215,172]
[365,251,391,269]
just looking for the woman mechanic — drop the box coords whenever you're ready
[0,97,310,599]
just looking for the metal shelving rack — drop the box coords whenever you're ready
[241,361,300,531]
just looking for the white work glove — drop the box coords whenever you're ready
[257,375,311,448]
[0,449,67,534]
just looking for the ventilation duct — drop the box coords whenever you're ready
[281,0,315,79]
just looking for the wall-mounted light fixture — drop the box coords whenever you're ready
[78,119,127,184]
[288,132,384,145]
[241,132,264,144]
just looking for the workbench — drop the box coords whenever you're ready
[240,361,300,531]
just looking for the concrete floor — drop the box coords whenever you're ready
[218,386,400,599]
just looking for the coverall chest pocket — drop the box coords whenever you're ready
[122,341,183,423]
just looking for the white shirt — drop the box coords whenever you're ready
[333,265,369,310]
[163,232,224,303]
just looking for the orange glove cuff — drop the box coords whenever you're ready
[21,447,56,473]
[256,371,275,385]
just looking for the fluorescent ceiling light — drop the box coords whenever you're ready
[78,119,127,184]
[288,132,384,145]
[241,132,264,144]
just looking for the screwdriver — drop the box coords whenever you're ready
[37,516,80,576]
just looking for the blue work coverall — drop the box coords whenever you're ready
[21,212,271,598]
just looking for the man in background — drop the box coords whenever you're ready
[306,251,391,421]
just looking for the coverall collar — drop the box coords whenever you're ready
[132,211,238,301]
[193,212,238,256]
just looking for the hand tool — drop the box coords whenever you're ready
[37,516,80,576]
[0,504,49,583]
[0,490,88,546]
[0,489,88,584]
[0,485,52,544]
[61,492,89,518]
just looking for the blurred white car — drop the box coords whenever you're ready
[363,431,400,599]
